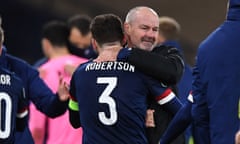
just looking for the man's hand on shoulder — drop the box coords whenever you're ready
[57,75,70,101]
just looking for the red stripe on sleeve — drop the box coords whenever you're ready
[155,88,172,101]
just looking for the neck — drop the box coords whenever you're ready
[94,42,122,62]
[49,46,70,59]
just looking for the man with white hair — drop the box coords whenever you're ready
[118,6,185,144]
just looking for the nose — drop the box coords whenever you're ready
[145,29,158,39]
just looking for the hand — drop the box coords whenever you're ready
[145,109,155,127]
[235,130,240,144]
[57,75,70,101]
[38,68,46,79]
[64,63,77,76]
[117,47,132,61]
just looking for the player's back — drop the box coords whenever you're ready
[0,67,26,144]
[71,60,161,144]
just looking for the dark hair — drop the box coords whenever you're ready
[67,14,92,36]
[90,14,124,46]
[42,20,69,47]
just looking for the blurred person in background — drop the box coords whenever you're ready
[34,14,97,69]
[29,20,87,144]
[0,16,69,144]
[67,14,97,59]
[63,14,98,75]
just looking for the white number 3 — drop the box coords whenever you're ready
[97,77,117,125]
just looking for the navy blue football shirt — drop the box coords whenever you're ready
[0,67,28,144]
[69,61,178,144]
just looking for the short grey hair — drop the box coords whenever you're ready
[125,6,159,24]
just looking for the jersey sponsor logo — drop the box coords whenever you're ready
[0,74,11,85]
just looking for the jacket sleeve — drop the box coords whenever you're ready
[127,45,184,85]
[160,100,192,144]
[68,74,81,128]
[7,55,68,118]
[27,67,68,118]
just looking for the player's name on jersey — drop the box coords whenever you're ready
[85,61,135,72]
[0,74,11,85]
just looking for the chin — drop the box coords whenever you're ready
[142,46,154,51]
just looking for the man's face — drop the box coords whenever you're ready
[124,12,159,51]
[69,27,92,49]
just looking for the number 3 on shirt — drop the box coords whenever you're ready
[97,77,117,126]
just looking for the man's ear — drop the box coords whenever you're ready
[121,35,127,46]
[124,23,130,35]
[91,38,99,53]
[41,38,51,49]
[41,38,52,57]
[92,38,96,49]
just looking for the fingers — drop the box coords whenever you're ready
[38,68,46,78]
[58,75,70,101]
[235,131,240,144]
[145,109,155,127]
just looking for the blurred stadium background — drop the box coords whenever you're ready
[0,0,227,65]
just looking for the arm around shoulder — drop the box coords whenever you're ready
[127,46,184,85]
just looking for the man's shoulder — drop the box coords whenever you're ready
[6,54,29,66]
[75,60,92,71]
[152,45,178,54]
[70,54,89,63]
[6,54,37,77]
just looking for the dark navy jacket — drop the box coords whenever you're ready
[192,0,240,143]
[162,40,192,103]
[0,49,68,144]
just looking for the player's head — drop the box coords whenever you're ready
[124,6,159,51]
[90,13,124,48]
[158,16,181,44]
[68,14,92,49]
[41,20,69,57]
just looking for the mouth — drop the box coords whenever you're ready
[142,41,154,46]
